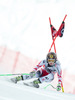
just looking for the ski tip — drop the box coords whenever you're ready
[49,17,51,25]
[63,14,67,21]
[65,14,67,18]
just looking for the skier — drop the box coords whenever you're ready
[11,52,62,91]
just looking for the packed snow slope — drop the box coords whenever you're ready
[0,77,75,100]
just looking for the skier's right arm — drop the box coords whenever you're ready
[33,60,46,72]
[30,60,46,77]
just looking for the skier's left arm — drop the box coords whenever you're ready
[56,61,62,91]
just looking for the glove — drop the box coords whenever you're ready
[57,84,61,91]
[30,71,35,77]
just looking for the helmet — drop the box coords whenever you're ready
[46,52,57,64]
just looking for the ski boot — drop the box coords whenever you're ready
[33,79,41,88]
[11,75,23,83]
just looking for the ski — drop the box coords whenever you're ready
[23,82,39,88]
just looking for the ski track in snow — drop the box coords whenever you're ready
[0,78,75,100]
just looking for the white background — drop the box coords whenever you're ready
[0,0,75,74]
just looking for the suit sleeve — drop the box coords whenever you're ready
[33,60,46,72]
[56,61,62,84]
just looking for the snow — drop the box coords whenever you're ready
[0,77,75,100]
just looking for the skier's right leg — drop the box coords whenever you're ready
[11,75,23,83]
[11,74,32,83]
[11,70,42,84]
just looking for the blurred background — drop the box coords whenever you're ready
[0,0,75,94]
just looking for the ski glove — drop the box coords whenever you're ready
[30,71,35,77]
[57,84,61,91]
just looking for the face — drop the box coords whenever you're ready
[48,59,55,66]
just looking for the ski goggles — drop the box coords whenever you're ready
[48,59,55,63]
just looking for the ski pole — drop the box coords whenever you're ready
[63,14,67,22]
[49,15,67,53]
[57,14,67,36]
[61,82,64,92]
[49,35,57,52]
[0,73,30,76]
[49,17,56,53]
[56,14,67,93]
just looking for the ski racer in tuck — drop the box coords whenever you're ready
[11,52,62,91]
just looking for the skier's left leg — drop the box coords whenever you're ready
[32,69,54,88]
[11,70,42,84]
[31,70,42,88]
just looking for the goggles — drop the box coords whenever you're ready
[48,59,55,63]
